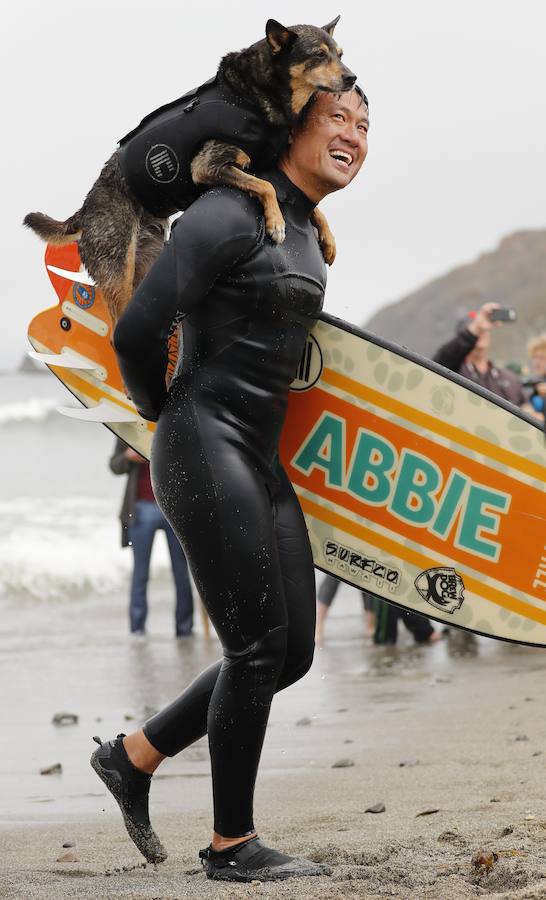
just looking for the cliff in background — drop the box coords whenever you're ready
[364,229,546,365]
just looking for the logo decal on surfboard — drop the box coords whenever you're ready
[414,567,465,613]
[291,335,323,392]
[72,283,96,309]
[325,539,400,593]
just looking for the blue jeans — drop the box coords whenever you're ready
[128,500,193,635]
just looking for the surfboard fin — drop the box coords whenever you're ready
[46,264,95,286]
[28,349,98,370]
[57,401,140,423]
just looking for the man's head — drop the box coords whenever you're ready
[278,87,369,203]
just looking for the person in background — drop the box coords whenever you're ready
[433,301,526,407]
[373,600,441,645]
[315,573,440,645]
[525,333,546,420]
[109,438,193,638]
[315,573,375,642]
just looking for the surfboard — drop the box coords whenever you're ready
[28,243,546,646]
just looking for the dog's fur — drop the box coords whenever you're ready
[24,18,355,323]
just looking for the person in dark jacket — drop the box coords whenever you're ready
[433,301,526,407]
[110,438,193,637]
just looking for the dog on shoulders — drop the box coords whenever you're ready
[24,18,356,323]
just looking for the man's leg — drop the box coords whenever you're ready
[127,501,156,633]
[163,515,194,636]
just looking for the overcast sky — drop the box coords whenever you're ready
[3,0,546,371]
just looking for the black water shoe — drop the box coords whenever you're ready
[199,836,332,882]
[90,734,167,863]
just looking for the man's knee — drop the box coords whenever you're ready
[279,639,315,690]
[223,625,289,696]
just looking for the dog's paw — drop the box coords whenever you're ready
[320,237,336,266]
[269,222,286,244]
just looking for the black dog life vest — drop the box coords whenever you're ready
[118,75,289,218]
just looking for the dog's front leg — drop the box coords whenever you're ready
[310,208,336,266]
[191,140,286,243]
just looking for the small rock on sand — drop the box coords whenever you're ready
[365,802,386,814]
[472,848,498,874]
[52,712,78,726]
[514,734,529,742]
[296,716,312,726]
[62,842,75,848]
[40,763,62,775]
[56,850,79,863]
[399,759,419,767]
[332,758,355,768]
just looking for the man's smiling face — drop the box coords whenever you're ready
[283,89,369,200]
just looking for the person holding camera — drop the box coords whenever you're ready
[433,301,526,407]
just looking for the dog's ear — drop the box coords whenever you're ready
[266,19,298,54]
[322,15,340,36]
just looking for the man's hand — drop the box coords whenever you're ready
[125,447,147,463]
[467,302,501,337]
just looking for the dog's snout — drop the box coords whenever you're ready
[341,67,357,89]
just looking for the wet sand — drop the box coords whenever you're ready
[1,585,546,899]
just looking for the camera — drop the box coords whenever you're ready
[488,307,517,323]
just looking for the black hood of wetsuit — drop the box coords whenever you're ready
[118,75,290,218]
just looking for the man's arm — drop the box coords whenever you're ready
[113,189,261,422]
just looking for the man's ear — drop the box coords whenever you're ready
[322,15,340,36]
[266,19,298,54]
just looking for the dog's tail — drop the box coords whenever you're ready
[23,210,82,245]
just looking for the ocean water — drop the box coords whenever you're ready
[0,372,172,602]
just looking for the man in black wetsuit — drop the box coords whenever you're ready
[91,87,369,883]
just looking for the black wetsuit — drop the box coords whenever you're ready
[114,168,326,838]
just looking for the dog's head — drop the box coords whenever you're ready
[265,17,357,117]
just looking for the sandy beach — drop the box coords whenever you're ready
[1,583,546,900]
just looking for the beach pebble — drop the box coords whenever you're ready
[416,808,440,817]
[472,848,498,873]
[499,826,513,836]
[437,830,461,843]
[344,739,354,744]
[399,759,419,767]
[52,712,78,726]
[40,763,62,775]
[56,850,79,863]
[124,713,135,721]
[514,734,529,742]
[296,716,312,726]
[490,797,501,803]
[532,751,542,757]
[332,758,355,768]
[62,841,76,848]
[365,802,386,814]
[337,708,348,713]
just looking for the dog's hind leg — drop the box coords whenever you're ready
[310,207,336,266]
[191,140,286,243]
[78,196,140,325]
[99,229,138,325]
[133,214,169,290]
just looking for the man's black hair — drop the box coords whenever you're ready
[299,84,369,124]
